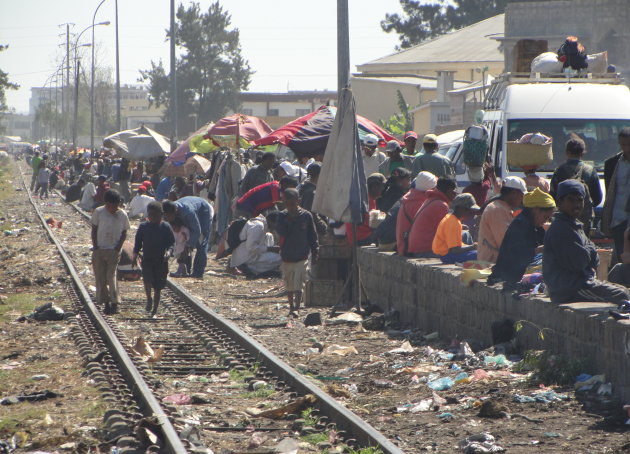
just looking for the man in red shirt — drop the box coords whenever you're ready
[404,177,457,257]
[346,173,386,246]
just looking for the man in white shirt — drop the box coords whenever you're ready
[91,189,130,314]
[361,134,386,177]
[79,177,97,211]
[127,185,155,219]
[230,214,281,276]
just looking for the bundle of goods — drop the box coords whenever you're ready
[462,125,489,168]
[507,133,553,169]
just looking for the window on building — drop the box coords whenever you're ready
[437,113,451,124]
[241,108,253,116]
[295,108,310,116]
[267,108,279,117]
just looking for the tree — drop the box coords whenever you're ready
[140,2,253,133]
[378,90,412,137]
[0,45,19,133]
[381,0,509,49]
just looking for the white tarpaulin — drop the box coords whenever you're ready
[312,88,368,224]
[104,125,171,160]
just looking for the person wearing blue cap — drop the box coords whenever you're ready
[543,179,629,305]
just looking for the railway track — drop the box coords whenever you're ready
[17,160,404,454]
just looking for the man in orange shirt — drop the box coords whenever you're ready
[432,193,479,264]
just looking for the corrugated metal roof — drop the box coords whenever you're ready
[363,14,504,66]
[351,75,469,89]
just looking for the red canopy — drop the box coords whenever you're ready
[205,113,273,142]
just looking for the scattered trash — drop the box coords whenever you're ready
[45,217,63,229]
[132,337,165,363]
[513,389,568,404]
[459,433,505,453]
[31,374,50,381]
[575,374,605,391]
[163,394,193,405]
[325,383,352,398]
[322,345,358,356]
[362,314,385,331]
[303,312,322,326]
[387,340,415,354]
[409,399,432,413]
[0,390,60,405]
[455,372,470,383]
[438,412,455,421]
[248,432,268,449]
[597,383,612,396]
[483,354,512,366]
[399,364,441,375]
[326,312,363,325]
[373,379,395,388]
[543,432,562,438]
[427,377,455,391]
[16,302,64,322]
[424,332,439,341]
[274,437,299,454]
[3,227,30,236]
[249,380,268,391]
[253,394,317,419]
[472,369,489,381]
[459,341,474,357]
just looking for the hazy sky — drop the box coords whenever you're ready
[1,0,404,113]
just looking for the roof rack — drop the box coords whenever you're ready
[483,72,625,110]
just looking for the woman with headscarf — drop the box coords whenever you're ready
[396,171,438,256]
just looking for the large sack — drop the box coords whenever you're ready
[531,52,563,74]
[587,51,608,74]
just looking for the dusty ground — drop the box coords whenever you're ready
[0,158,104,451]
[3,156,630,453]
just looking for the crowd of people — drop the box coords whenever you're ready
[22,126,630,318]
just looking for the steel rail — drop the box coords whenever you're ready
[18,165,188,454]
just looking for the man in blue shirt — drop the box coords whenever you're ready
[155,176,173,202]
[163,197,214,278]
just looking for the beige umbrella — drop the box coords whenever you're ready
[159,155,211,177]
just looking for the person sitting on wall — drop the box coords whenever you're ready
[345,173,386,247]
[432,193,479,264]
[377,167,412,213]
[543,179,629,305]
[404,177,457,257]
[488,188,555,290]
[477,176,527,263]
[396,171,438,256]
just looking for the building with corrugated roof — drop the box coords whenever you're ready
[352,14,505,135]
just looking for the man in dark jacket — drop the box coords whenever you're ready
[602,127,630,260]
[488,188,554,290]
[543,180,628,305]
[550,137,602,235]
[65,178,86,203]
[239,152,275,196]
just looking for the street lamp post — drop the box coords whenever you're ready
[91,0,109,154]
[72,23,107,151]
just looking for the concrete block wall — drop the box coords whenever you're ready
[358,247,630,401]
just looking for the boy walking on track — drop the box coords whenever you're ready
[274,188,319,317]
[91,190,130,315]
[133,201,175,317]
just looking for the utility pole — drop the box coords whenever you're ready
[73,59,80,151]
[337,0,350,93]
[170,0,178,149]
[115,0,121,131]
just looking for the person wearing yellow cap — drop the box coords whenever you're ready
[487,188,555,290]
[411,133,455,179]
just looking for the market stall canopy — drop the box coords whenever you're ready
[103,125,171,160]
[167,121,215,165]
[159,154,211,177]
[204,113,273,147]
[252,105,401,158]
[312,89,368,224]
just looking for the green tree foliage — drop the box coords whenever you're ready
[140,1,253,131]
[0,45,19,133]
[378,90,412,137]
[382,0,508,49]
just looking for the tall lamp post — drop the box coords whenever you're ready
[72,23,108,151]
[91,0,110,154]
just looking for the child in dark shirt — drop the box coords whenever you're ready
[133,201,175,316]
[272,188,318,317]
